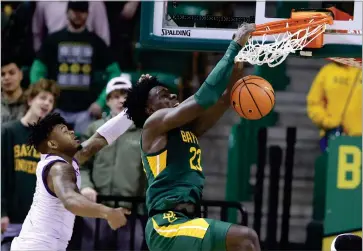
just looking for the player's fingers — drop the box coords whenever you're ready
[123,209,132,215]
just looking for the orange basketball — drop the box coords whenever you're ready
[230,75,275,120]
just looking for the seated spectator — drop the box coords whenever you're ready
[1,79,60,251]
[29,1,121,134]
[32,1,110,52]
[80,76,147,251]
[307,62,362,151]
[1,56,25,123]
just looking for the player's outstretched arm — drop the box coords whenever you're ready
[144,23,255,135]
[46,162,130,229]
[74,110,133,165]
[191,62,244,137]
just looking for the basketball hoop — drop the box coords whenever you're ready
[235,13,334,67]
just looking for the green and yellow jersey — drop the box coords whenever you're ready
[141,126,205,215]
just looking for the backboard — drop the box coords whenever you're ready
[140,1,362,59]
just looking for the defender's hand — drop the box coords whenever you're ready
[106,207,131,230]
[233,23,256,47]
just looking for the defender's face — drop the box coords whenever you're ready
[147,86,179,115]
[48,124,80,153]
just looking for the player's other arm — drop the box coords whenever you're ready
[47,162,130,229]
[74,110,133,165]
[191,62,244,137]
[144,24,255,135]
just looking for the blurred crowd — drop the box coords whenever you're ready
[1,1,361,251]
[1,2,148,250]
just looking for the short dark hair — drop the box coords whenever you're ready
[124,76,165,128]
[28,113,67,152]
[1,52,21,69]
[67,1,89,12]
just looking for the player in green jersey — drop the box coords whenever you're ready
[124,23,260,251]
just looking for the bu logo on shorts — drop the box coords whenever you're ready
[163,211,178,223]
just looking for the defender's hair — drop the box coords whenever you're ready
[124,76,164,128]
[24,79,61,110]
[28,113,67,152]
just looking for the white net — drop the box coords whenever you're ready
[235,21,328,67]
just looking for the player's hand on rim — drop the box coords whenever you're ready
[138,74,152,83]
[106,207,131,230]
[233,23,256,47]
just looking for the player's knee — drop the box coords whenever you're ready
[239,227,259,247]
[227,225,260,251]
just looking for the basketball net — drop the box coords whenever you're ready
[235,8,362,68]
[235,16,330,67]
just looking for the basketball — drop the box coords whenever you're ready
[230,75,275,120]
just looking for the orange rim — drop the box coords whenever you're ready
[252,14,334,36]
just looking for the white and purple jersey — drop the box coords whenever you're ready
[11,154,81,250]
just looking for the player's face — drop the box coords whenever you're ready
[67,9,88,29]
[49,124,80,154]
[1,63,23,93]
[28,91,55,119]
[147,86,179,114]
[106,90,127,116]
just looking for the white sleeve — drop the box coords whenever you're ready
[96,110,133,145]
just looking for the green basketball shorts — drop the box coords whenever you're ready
[145,211,232,251]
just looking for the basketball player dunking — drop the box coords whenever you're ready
[10,112,133,250]
[124,23,261,251]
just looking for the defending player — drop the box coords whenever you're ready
[124,23,260,251]
[10,111,132,250]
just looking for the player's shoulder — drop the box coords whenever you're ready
[143,108,172,129]
[47,160,74,176]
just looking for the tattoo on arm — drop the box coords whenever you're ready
[48,162,110,218]
[48,162,79,196]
